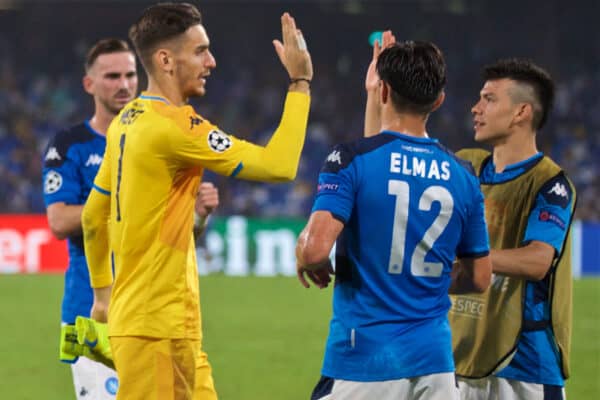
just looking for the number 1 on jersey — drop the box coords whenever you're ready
[388,180,454,277]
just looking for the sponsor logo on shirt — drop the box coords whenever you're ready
[207,130,232,153]
[317,182,339,193]
[190,116,203,129]
[44,170,63,194]
[548,182,568,198]
[120,107,144,125]
[539,209,566,229]
[105,377,118,396]
[326,150,342,165]
[45,147,61,161]
[85,154,103,167]
[401,144,433,154]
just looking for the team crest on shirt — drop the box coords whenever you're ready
[104,377,118,395]
[44,170,63,194]
[207,129,232,153]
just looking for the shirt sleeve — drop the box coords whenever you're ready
[42,135,82,207]
[456,176,490,258]
[168,92,310,182]
[92,138,111,195]
[523,173,574,254]
[311,144,358,224]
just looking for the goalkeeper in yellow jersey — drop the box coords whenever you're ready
[81,3,312,400]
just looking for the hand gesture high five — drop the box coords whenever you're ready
[273,12,313,82]
[365,30,396,92]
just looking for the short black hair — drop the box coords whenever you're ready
[483,58,555,130]
[129,2,202,70]
[376,41,446,115]
[85,38,132,72]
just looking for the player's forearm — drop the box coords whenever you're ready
[82,191,113,288]
[364,90,381,138]
[490,241,555,281]
[46,203,84,240]
[237,91,310,182]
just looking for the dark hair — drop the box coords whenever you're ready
[129,2,202,69]
[85,39,132,72]
[483,58,555,130]
[376,41,446,115]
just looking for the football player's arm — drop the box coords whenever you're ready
[364,31,395,138]
[449,182,492,294]
[295,211,340,289]
[449,256,492,294]
[43,140,84,240]
[491,174,575,281]
[46,203,84,240]
[234,92,310,182]
[82,150,113,322]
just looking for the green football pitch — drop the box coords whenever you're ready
[1,275,598,399]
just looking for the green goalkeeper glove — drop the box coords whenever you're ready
[59,324,84,364]
[75,316,114,369]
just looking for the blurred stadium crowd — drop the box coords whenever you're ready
[0,1,598,220]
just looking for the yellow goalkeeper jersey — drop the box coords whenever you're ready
[83,91,310,339]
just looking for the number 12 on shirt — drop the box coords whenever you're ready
[388,180,454,278]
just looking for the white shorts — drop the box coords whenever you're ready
[312,372,459,400]
[457,376,565,400]
[71,356,119,399]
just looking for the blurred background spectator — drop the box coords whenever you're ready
[0,0,597,220]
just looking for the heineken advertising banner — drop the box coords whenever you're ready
[200,216,307,276]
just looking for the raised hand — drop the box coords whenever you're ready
[365,30,396,92]
[195,182,219,218]
[272,12,313,81]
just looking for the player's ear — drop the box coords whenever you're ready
[512,102,533,127]
[380,81,390,105]
[153,48,174,73]
[430,91,445,113]
[82,75,94,96]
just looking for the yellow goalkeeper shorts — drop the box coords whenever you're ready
[110,336,217,400]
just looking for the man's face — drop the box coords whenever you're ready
[471,78,520,144]
[173,24,217,98]
[85,52,138,114]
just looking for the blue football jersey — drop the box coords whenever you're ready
[312,131,490,381]
[481,154,574,386]
[42,121,106,324]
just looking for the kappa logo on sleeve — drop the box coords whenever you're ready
[207,130,232,153]
[190,116,203,129]
[44,170,63,194]
[44,147,61,161]
[540,174,572,208]
[326,150,342,165]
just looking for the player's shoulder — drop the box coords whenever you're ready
[434,144,484,178]
[536,167,575,209]
[44,122,96,168]
[321,134,397,173]
[144,97,214,136]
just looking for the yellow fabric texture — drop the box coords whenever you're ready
[82,91,310,339]
[110,336,216,400]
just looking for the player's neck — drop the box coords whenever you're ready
[380,111,428,138]
[146,78,187,107]
[492,130,538,172]
[89,109,116,136]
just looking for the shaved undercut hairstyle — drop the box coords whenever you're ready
[376,40,447,115]
[483,58,555,130]
[129,2,202,70]
[85,39,132,72]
